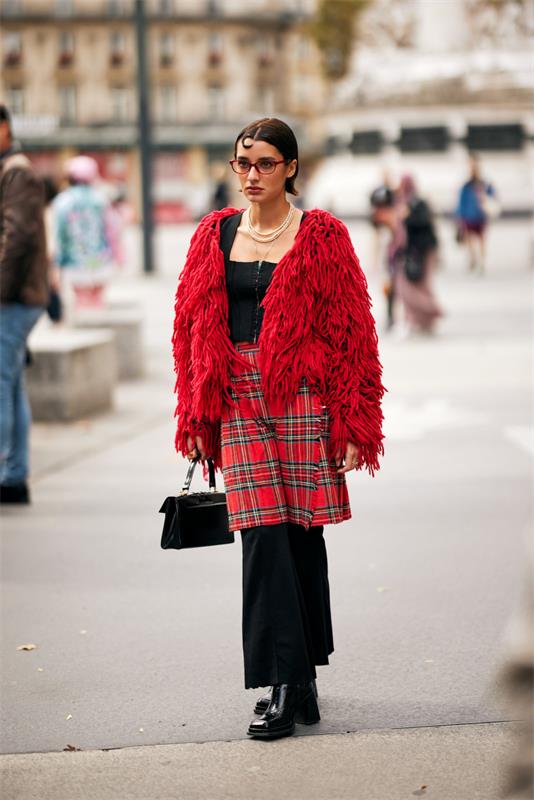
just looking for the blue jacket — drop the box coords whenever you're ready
[456,179,495,223]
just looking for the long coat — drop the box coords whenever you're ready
[172,206,386,475]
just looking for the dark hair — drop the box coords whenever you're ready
[234,117,299,196]
[0,104,12,133]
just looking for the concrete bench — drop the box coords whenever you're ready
[73,304,144,380]
[26,328,116,421]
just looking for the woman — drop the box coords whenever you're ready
[394,173,443,337]
[172,118,385,740]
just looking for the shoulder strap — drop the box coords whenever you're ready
[219,211,243,265]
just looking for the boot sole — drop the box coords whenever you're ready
[247,722,295,739]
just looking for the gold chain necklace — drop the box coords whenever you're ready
[252,234,278,267]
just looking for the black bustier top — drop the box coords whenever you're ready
[220,210,308,343]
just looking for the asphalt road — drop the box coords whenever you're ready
[0,220,531,796]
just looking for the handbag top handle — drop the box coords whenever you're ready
[181,456,217,495]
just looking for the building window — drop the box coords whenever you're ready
[399,127,450,153]
[297,34,310,61]
[158,85,177,123]
[3,31,22,67]
[110,30,126,66]
[55,0,73,16]
[257,85,275,115]
[207,85,224,121]
[349,130,384,155]
[3,0,23,15]
[466,124,525,152]
[110,87,129,122]
[159,31,174,67]
[108,0,126,15]
[159,0,174,14]
[58,30,74,67]
[294,74,311,107]
[257,36,274,68]
[208,31,223,66]
[6,87,24,115]
[59,85,76,122]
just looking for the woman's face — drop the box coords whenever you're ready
[234,136,297,204]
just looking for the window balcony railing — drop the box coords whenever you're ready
[58,50,74,67]
[208,50,223,67]
[258,53,274,68]
[159,53,174,68]
[4,50,22,67]
[110,51,125,67]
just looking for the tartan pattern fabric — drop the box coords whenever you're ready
[220,342,351,532]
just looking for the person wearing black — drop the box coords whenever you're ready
[395,173,444,336]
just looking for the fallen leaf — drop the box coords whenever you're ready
[424,659,434,664]
[16,644,37,651]
[79,630,87,635]
[37,667,44,672]
[138,728,144,733]
[63,744,81,752]
[66,714,73,721]
[376,586,390,592]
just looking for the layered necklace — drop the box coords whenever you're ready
[246,203,295,243]
[246,203,296,266]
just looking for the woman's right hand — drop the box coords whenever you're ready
[186,433,207,462]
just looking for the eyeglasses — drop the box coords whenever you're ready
[229,158,288,175]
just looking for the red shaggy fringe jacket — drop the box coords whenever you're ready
[172,206,386,476]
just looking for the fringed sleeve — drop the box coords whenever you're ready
[313,214,386,475]
[171,212,223,471]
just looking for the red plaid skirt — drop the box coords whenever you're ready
[220,342,351,532]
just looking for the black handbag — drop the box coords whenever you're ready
[159,456,234,550]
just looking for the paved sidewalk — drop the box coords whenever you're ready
[1,723,519,800]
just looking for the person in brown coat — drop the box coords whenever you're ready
[0,104,48,504]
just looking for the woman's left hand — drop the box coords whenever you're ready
[334,441,360,473]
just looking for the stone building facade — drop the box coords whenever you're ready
[0,0,325,219]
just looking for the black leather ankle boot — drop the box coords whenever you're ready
[247,682,320,739]
[254,678,318,715]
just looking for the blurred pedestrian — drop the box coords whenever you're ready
[0,105,48,505]
[395,174,444,337]
[373,185,404,331]
[105,187,128,271]
[53,155,113,310]
[172,117,385,740]
[42,176,63,324]
[455,154,499,274]
[369,169,395,271]
[211,162,230,211]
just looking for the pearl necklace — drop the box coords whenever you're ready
[246,203,295,243]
